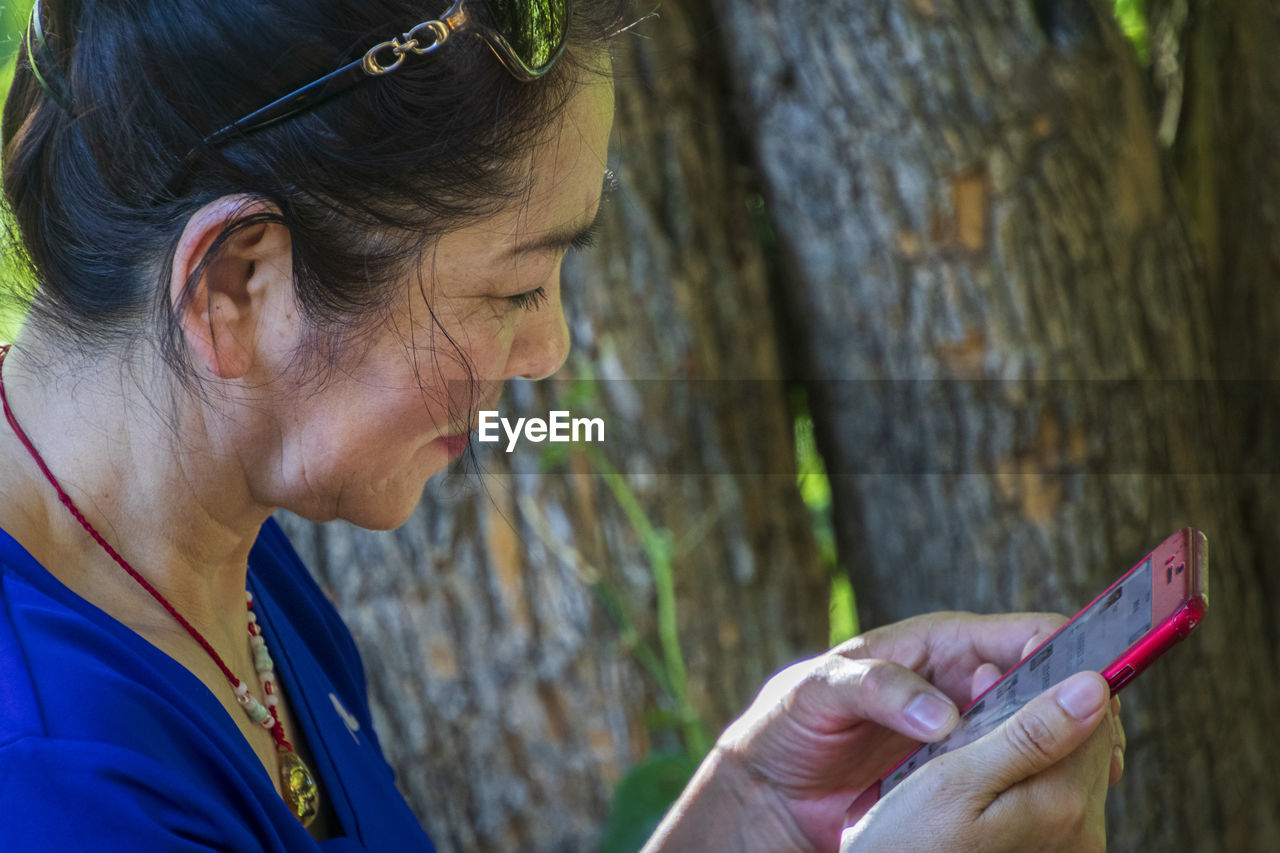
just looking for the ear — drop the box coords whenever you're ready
[171,196,294,380]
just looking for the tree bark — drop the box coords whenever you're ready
[1163,0,1280,653]
[278,3,828,850]
[711,0,1279,849]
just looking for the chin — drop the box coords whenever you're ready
[347,511,417,532]
[337,484,434,531]
[282,477,432,531]
[280,447,454,531]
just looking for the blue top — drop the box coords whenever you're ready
[0,518,436,852]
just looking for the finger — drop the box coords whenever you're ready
[971,662,1004,702]
[837,612,1068,674]
[1020,626,1058,660]
[836,612,1070,705]
[1109,694,1125,754]
[1109,704,1126,787]
[958,671,1110,794]
[979,709,1115,846]
[960,612,1067,672]
[844,785,879,826]
[786,656,961,743]
[1110,743,1125,787]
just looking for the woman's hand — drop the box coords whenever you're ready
[839,668,1119,852]
[643,611,1125,853]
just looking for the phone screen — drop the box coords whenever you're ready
[880,557,1154,795]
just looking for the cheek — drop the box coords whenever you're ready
[469,321,520,382]
[289,407,443,506]
[287,379,425,467]
[430,297,521,374]
[288,316,510,471]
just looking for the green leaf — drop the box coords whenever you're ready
[1,2,36,345]
[599,752,700,853]
[641,705,690,733]
[1,1,33,70]
[830,572,859,645]
[537,439,573,471]
[1112,0,1149,64]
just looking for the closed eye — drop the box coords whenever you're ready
[506,286,549,312]
[568,218,603,252]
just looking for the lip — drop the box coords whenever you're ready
[434,391,501,459]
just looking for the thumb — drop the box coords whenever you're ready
[959,671,1110,793]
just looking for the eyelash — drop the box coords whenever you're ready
[504,217,605,312]
[506,286,550,312]
[569,219,603,251]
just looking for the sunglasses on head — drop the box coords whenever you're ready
[205,0,572,145]
[26,0,570,144]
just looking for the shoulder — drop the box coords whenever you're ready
[0,536,312,851]
[0,736,273,852]
[0,535,187,748]
[0,533,103,745]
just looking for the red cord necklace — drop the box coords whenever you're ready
[0,344,319,827]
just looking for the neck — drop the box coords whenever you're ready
[0,339,272,658]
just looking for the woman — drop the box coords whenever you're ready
[0,0,1124,850]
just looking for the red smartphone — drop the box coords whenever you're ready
[877,527,1209,798]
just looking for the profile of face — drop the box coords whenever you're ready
[193,74,616,530]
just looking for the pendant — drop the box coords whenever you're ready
[279,748,320,827]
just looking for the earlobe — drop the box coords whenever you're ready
[170,196,292,381]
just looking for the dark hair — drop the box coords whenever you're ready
[1,0,626,377]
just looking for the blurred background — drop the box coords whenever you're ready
[3,1,1277,851]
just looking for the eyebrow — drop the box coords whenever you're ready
[508,170,617,257]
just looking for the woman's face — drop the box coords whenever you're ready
[244,74,615,528]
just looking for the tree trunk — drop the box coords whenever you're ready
[1162,0,1280,661]
[711,0,1279,849]
[278,3,828,850]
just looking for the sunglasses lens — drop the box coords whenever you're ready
[483,0,570,73]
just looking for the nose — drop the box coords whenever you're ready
[505,286,571,381]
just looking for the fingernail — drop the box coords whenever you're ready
[1057,673,1107,720]
[906,693,955,734]
[1113,745,1125,775]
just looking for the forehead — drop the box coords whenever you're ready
[444,74,615,258]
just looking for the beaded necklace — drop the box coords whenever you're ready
[0,345,320,827]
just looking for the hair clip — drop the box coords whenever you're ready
[26,0,74,113]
